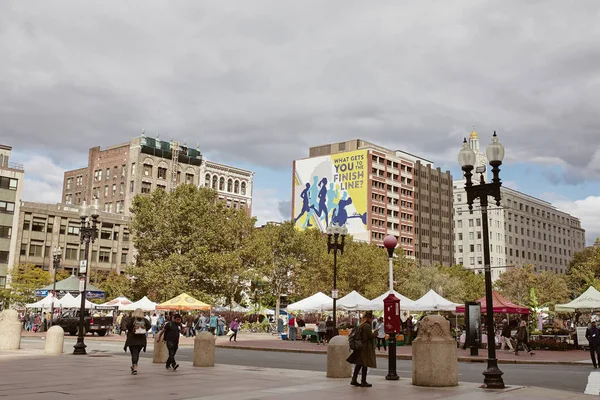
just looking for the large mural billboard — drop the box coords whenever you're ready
[292,149,369,241]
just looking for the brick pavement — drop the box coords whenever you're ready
[0,347,591,400]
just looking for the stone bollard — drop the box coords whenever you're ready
[193,331,215,367]
[0,310,22,350]
[326,335,352,378]
[412,315,458,387]
[153,336,168,364]
[44,326,64,355]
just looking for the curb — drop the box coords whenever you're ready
[215,344,590,366]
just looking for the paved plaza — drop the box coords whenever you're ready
[0,348,592,400]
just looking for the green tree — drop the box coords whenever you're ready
[99,271,134,300]
[566,245,600,297]
[5,264,54,305]
[128,185,256,303]
[494,265,536,306]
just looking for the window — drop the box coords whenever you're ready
[457,220,462,228]
[477,244,482,252]
[31,218,46,232]
[458,233,463,240]
[112,184,117,195]
[20,244,26,256]
[227,179,233,192]
[458,245,463,253]
[66,177,73,190]
[143,164,152,177]
[104,185,109,197]
[120,183,124,195]
[477,232,481,239]
[469,232,474,240]
[241,182,247,195]
[157,184,166,191]
[67,225,80,236]
[0,201,14,214]
[212,176,218,189]
[130,181,134,193]
[470,244,475,252]
[219,177,225,190]
[0,226,11,239]
[122,231,130,241]
[0,251,9,263]
[469,219,474,227]
[100,229,112,240]
[476,218,481,227]
[116,201,122,214]
[121,251,128,264]
[122,165,126,177]
[0,177,18,191]
[186,173,194,184]
[99,249,111,263]
[205,174,211,187]
[141,182,151,194]
[108,203,113,213]
[65,248,78,261]
[29,242,43,257]
[157,167,167,179]
[131,163,136,176]
[106,168,110,180]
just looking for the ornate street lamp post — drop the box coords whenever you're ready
[326,223,348,336]
[50,247,62,327]
[73,199,100,355]
[457,131,505,389]
[383,235,400,381]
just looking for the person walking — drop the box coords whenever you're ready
[346,311,377,387]
[375,317,387,351]
[317,318,327,345]
[150,313,159,337]
[514,320,534,356]
[586,321,600,368]
[158,313,183,371]
[124,308,152,375]
[209,314,218,335]
[196,313,207,333]
[297,316,306,341]
[229,318,239,342]
[325,316,334,342]
[217,315,226,336]
[500,319,513,351]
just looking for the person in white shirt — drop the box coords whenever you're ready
[375,317,387,351]
[150,313,159,337]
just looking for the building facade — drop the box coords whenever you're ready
[0,145,24,287]
[293,139,454,266]
[62,133,254,216]
[15,202,131,276]
[453,130,586,279]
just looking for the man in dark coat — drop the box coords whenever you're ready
[586,321,600,368]
[346,311,377,387]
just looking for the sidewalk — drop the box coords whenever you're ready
[21,331,593,365]
[0,347,590,400]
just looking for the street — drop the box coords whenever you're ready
[22,338,592,394]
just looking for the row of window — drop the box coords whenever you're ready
[0,201,15,214]
[21,242,128,264]
[93,165,127,183]
[22,215,130,241]
[204,174,248,195]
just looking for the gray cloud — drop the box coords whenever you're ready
[1,1,600,183]
[277,200,292,221]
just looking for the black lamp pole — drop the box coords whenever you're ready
[73,200,99,355]
[458,132,505,389]
[326,223,347,336]
[50,247,62,327]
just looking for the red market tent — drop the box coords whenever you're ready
[456,291,530,315]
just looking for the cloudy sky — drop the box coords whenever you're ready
[1,1,599,244]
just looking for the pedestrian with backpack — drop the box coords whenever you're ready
[346,310,377,388]
[124,308,152,375]
[157,313,183,371]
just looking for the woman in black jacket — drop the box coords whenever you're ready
[125,308,152,375]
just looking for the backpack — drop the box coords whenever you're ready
[133,318,147,335]
[348,326,363,351]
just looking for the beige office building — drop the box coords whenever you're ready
[0,145,24,287]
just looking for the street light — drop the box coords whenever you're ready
[383,235,400,381]
[457,131,505,389]
[326,223,348,336]
[50,247,62,327]
[73,199,100,355]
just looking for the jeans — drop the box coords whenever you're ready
[166,342,179,367]
[218,325,224,336]
[129,345,143,366]
[229,329,238,341]
[289,326,297,341]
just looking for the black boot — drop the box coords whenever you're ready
[350,365,361,386]
[361,367,372,387]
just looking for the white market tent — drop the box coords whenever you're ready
[26,293,61,309]
[100,296,132,309]
[410,289,461,312]
[555,286,600,312]
[61,293,94,309]
[121,296,157,312]
[287,292,333,312]
[367,290,415,311]
[322,290,371,311]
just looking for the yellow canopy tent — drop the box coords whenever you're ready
[156,293,211,311]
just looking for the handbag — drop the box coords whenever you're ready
[226,329,234,337]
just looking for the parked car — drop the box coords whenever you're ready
[53,310,113,336]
